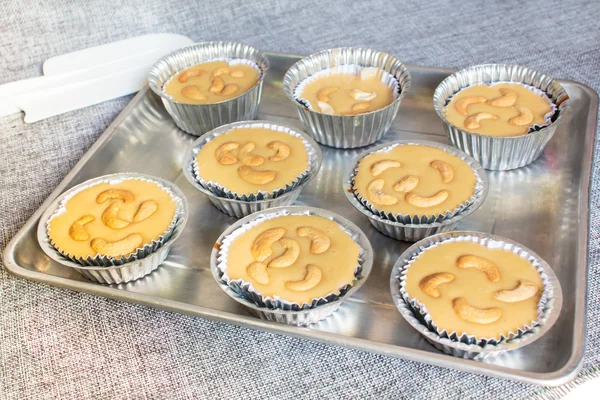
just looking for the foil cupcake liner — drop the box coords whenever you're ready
[347,140,488,224]
[433,64,570,170]
[182,121,322,218]
[37,173,188,284]
[148,41,270,136]
[283,47,412,149]
[389,231,563,359]
[210,206,374,326]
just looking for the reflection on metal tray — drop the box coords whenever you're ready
[3,52,597,386]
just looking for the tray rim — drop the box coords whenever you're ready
[3,52,598,387]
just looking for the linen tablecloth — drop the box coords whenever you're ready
[1,0,599,398]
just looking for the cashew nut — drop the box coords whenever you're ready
[178,69,205,83]
[351,101,371,113]
[239,142,265,166]
[251,228,285,262]
[96,189,134,204]
[181,86,207,101]
[213,67,231,77]
[90,233,143,257]
[316,86,339,102]
[370,159,401,176]
[405,190,449,208]
[267,141,290,161]
[367,179,398,206]
[488,89,517,107]
[230,69,245,78]
[246,261,269,284]
[101,201,130,229]
[419,272,455,298]
[493,280,539,303]
[215,142,240,165]
[297,227,331,254]
[317,101,335,115]
[237,166,277,185]
[209,76,225,93]
[219,83,239,96]
[346,89,376,101]
[360,67,380,80]
[68,215,95,241]
[452,297,502,324]
[430,160,454,183]
[454,96,487,116]
[464,112,498,129]
[268,238,300,268]
[285,264,322,291]
[392,175,419,193]
[132,200,158,223]
[508,105,533,126]
[456,255,501,282]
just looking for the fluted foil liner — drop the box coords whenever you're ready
[349,141,488,224]
[182,121,322,218]
[148,41,270,136]
[210,206,374,326]
[433,64,570,170]
[283,47,412,149]
[390,231,563,359]
[37,173,188,284]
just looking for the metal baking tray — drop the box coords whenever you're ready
[4,52,597,386]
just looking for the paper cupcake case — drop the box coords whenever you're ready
[37,173,188,284]
[148,41,270,136]
[209,206,374,326]
[433,64,570,171]
[182,121,323,218]
[389,231,563,359]
[283,47,412,149]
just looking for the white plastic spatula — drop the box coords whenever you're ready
[0,33,193,122]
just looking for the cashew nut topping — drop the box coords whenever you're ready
[96,189,134,204]
[430,160,454,183]
[237,166,277,185]
[68,215,95,241]
[285,264,322,291]
[351,101,371,112]
[454,96,487,116]
[91,233,143,257]
[178,69,205,83]
[367,179,398,206]
[493,280,538,303]
[181,85,207,101]
[455,255,501,282]
[246,261,269,285]
[215,142,240,165]
[132,200,158,223]
[101,201,131,229]
[317,101,335,115]
[267,141,291,161]
[297,227,331,254]
[238,142,265,166]
[405,190,449,208]
[268,238,300,268]
[464,112,498,130]
[346,89,377,101]
[487,89,517,107]
[230,69,245,78]
[209,76,225,93]
[251,228,285,262]
[219,83,239,96]
[452,297,502,324]
[370,159,401,176]
[316,86,339,102]
[419,272,455,298]
[360,67,380,80]
[393,175,419,193]
[212,67,231,77]
[508,105,533,126]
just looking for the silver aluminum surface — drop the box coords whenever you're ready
[210,206,374,326]
[283,47,412,149]
[390,231,562,359]
[433,64,570,170]
[148,42,269,135]
[2,52,596,386]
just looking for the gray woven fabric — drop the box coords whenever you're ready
[1,0,599,398]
